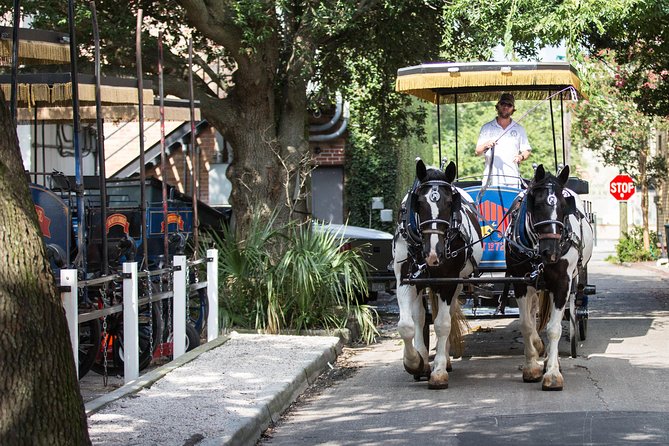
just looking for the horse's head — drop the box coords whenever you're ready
[412,159,459,267]
[526,164,570,264]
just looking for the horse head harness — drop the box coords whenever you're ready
[511,179,583,260]
[400,179,473,267]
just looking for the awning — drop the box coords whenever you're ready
[0,73,153,107]
[396,62,585,104]
[0,27,70,65]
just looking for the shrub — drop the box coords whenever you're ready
[210,211,379,344]
[615,227,660,262]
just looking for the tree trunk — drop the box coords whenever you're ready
[0,96,91,445]
[209,62,311,234]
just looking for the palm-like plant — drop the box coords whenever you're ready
[210,211,379,344]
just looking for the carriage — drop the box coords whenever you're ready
[392,61,596,390]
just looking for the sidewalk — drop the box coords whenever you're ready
[86,332,343,446]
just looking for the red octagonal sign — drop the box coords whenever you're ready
[610,174,635,201]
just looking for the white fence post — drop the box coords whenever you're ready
[173,255,187,359]
[60,269,78,378]
[123,262,139,382]
[206,249,219,342]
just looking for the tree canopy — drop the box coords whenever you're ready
[2,0,444,234]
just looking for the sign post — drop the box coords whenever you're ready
[610,174,635,236]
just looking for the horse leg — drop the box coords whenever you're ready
[427,285,462,389]
[396,284,428,377]
[542,294,567,391]
[428,294,452,389]
[518,287,544,383]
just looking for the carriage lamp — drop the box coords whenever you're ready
[369,197,384,228]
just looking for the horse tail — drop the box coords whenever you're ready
[537,290,551,333]
[449,296,468,359]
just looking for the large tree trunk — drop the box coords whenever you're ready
[0,96,91,445]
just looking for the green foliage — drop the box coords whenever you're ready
[210,210,378,344]
[614,227,660,262]
[572,56,667,185]
[583,1,669,116]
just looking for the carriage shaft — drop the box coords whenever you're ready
[402,276,533,286]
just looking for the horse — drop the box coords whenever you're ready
[392,159,483,389]
[505,164,594,391]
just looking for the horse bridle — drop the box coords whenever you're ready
[413,180,461,238]
[527,180,567,242]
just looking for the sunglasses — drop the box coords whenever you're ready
[499,102,513,107]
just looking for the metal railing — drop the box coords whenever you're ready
[59,249,219,383]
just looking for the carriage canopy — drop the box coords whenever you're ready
[395,61,585,104]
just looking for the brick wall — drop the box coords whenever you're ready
[311,140,346,166]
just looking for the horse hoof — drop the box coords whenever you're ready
[541,374,564,391]
[403,356,425,377]
[428,371,449,389]
[522,366,543,383]
[427,378,449,390]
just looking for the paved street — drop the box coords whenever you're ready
[261,259,669,445]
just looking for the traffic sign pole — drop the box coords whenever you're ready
[620,201,628,236]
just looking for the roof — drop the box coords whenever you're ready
[395,61,584,104]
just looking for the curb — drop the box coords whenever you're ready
[85,334,231,415]
[205,339,343,446]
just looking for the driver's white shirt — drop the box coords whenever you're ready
[477,118,531,187]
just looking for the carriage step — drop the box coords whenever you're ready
[583,285,596,295]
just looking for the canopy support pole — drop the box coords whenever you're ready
[136,9,148,268]
[560,93,566,166]
[549,92,558,172]
[158,32,169,265]
[188,38,199,258]
[68,0,86,272]
[436,94,442,165]
[454,94,459,177]
[91,1,108,275]
[10,0,20,122]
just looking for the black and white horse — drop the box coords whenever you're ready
[393,159,483,389]
[506,164,594,390]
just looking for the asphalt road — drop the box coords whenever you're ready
[260,260,669,445]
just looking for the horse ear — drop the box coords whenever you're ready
[416,158,427,181]
[444,161,456,183]
[534,164,546,182]
[557,165,570,185]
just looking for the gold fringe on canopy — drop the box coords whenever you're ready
[396,63,584,104]
[0,39,70,65]
[1,82,154,107]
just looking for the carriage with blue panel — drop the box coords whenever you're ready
[393,61,596,373]
[29,174,228,376]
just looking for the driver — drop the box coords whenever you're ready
[475,93,532,188]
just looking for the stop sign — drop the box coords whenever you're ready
[609,174,635,201]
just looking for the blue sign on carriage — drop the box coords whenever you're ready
[463,185,521,271]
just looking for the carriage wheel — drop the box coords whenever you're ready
[578,317,588,341]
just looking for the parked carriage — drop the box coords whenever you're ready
[392,61,596,390]
[5,17,226,378]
